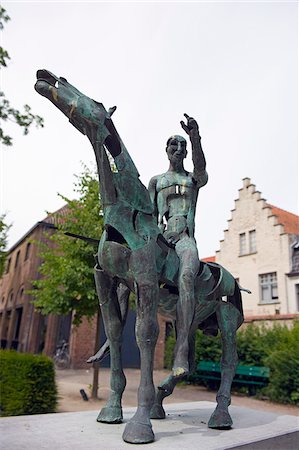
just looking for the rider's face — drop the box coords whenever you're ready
[166,137,187,163]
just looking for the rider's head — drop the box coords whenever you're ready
[166,135,187,164]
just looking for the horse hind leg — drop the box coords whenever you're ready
[150,374,180,419]
[94,268,127,424]
[150,330,196,420]
[208,301,242,429]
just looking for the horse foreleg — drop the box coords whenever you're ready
[94,268,126,424]
[208,302,241,429]
[122,243,159,444]
[87,282,130,364]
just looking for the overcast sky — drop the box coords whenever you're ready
[1,1,298,257]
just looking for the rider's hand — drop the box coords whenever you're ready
[180,113,199,135]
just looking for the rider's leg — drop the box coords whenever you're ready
[173,237,199,376]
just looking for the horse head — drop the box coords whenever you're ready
[35,70,142,210]
[35,69,113,144]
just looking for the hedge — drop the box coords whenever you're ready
[0,350,57,416]
[164,321,299,405]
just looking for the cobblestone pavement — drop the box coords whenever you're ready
[56,368,299,417]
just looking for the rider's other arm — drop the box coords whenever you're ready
[181,115,208,187]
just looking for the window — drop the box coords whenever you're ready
[296,284,299,312]
[5,258,11,273]
[259,272,278,304]
[8,292,14,305]
[24,243,31,261]
[239,233,246,255]
[13,307,23,341]
[14,251,20,268]
[291,245,299,272]
[249,230,256,253]
[239,230,257,256]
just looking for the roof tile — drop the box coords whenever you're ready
[267,204,299,235]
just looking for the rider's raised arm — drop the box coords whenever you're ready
[181,114,208,187]
[148,176,159,222]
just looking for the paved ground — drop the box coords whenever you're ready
[56,368,299,416]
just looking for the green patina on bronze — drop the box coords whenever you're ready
[35,70,248,445]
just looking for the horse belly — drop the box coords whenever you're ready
[99,241,133,283]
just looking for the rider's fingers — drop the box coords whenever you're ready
[184,113,190,119]
[180,121,189,131]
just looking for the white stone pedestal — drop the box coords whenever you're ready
[1,401,298,450]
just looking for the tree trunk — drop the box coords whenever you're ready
[91,309,101,399]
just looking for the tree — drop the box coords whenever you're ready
[0,214,10,277]
[0,6,44,146]
[31,167,102,323]
[29,166,103,397]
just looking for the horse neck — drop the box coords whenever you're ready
[93,140,117,207]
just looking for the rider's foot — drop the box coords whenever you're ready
[86,341,110,364]
[173,346,189,378]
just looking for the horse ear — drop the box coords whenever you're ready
[108,106,117,117]
[92,100,117,118]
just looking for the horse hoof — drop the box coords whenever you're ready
[97,406,123,424]
[208,406,233,429]
[122,421,154,444]
[150,403,166,419]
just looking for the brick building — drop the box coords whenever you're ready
[0,210,100,368]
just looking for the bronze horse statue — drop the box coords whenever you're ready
[35,70,248,444]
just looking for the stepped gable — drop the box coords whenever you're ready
[223,177,298,237]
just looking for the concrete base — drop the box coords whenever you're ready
[1,402,298,450]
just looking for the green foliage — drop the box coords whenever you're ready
[164,328,222,371]
[164,327,176,370]
[236,324,268,366]
[28,166,103,325]
[0,350,57,416]
[194,331,222,363]
[264,322,299,405]
[0,214,10,277]
[164,321,299,404]
[0,6,44,146]
[0,6,10,67]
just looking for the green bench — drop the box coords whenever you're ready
[189,360,270,395]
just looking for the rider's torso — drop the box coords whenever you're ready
[156,171,198,237]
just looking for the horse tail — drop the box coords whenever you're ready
[227,281,244,327]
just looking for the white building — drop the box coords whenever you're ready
[215,178,299,319]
